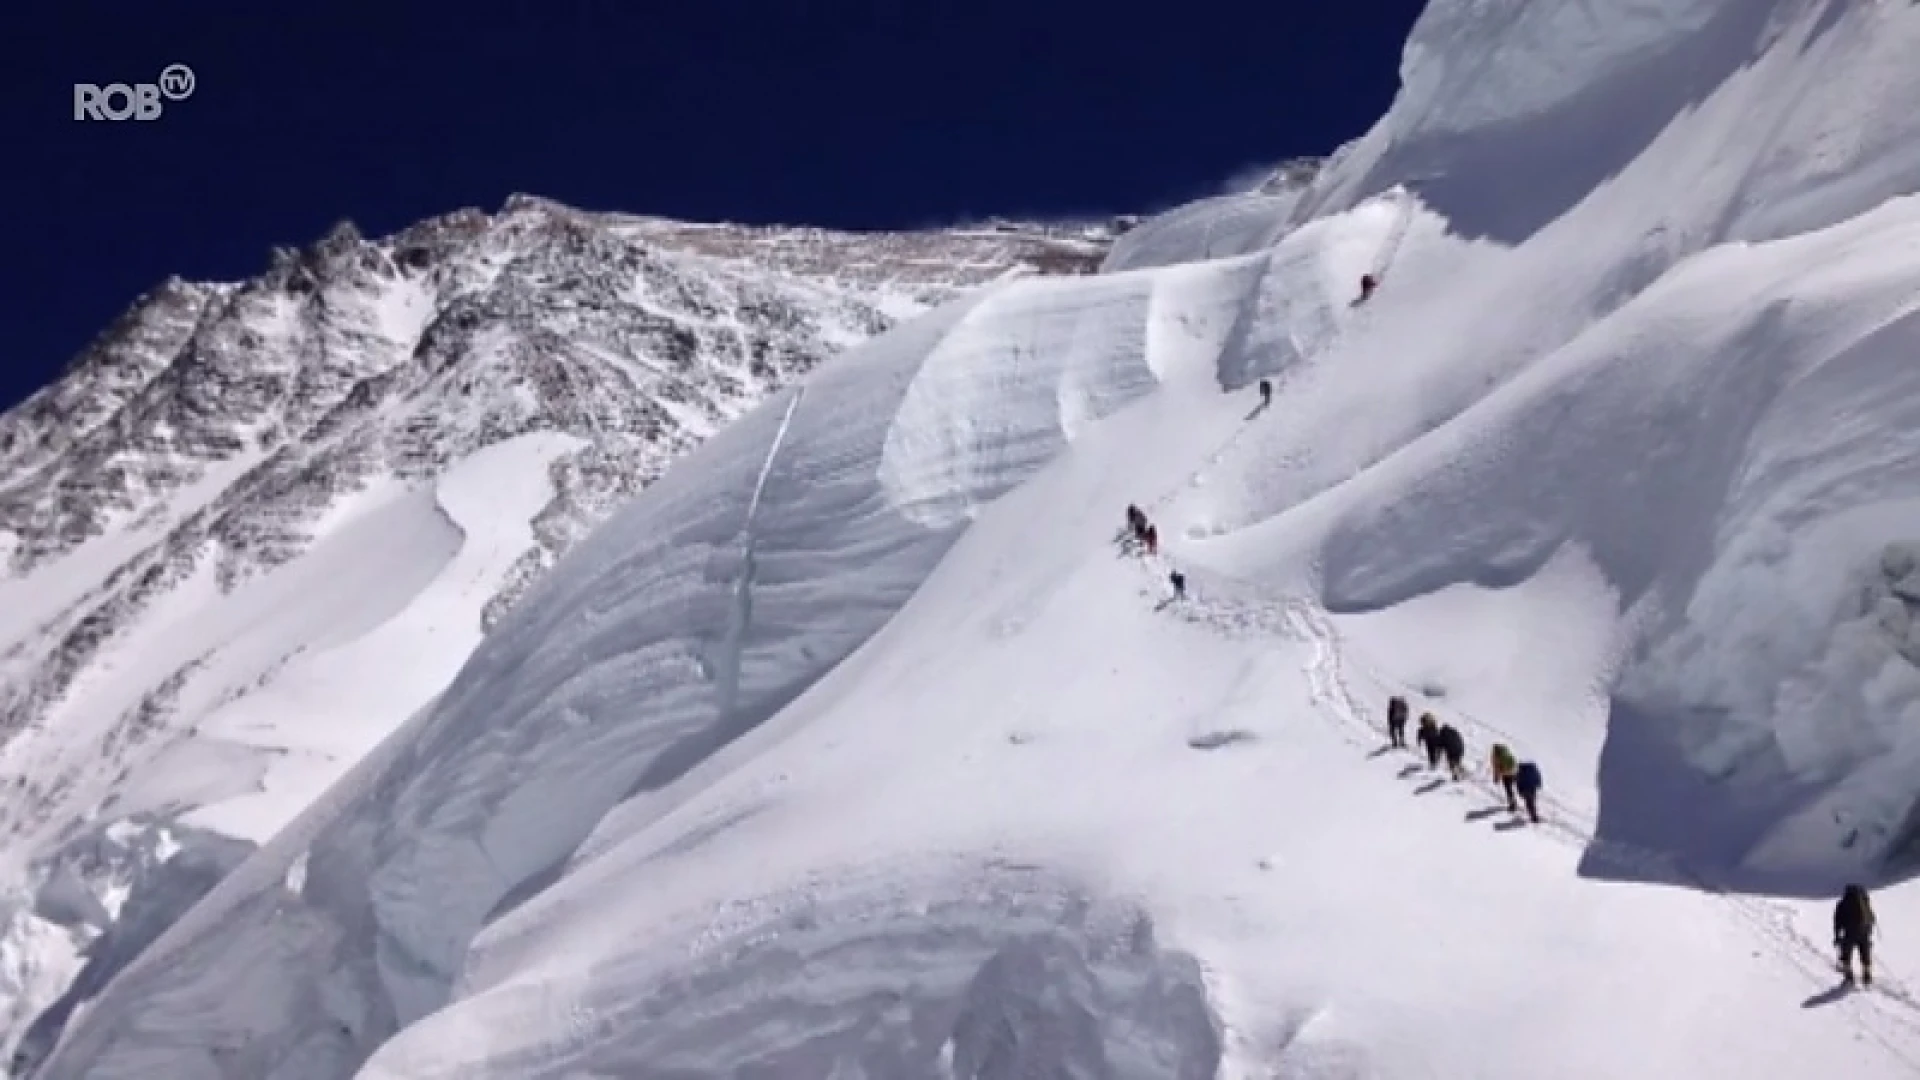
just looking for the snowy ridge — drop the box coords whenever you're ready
[1101,193,1302,275]
[1102,158,1322,274]
[607,208,1113,297]
[28,0,1920,1076]
[1295,0,1920,248]
[0,202,1109,1068]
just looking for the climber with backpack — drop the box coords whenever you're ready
[1353,273,1378,306]
[1438,722,1467,781]
[1514,760,1543,824]
[1415,713,1443,771]
[1169,570,1187,600]
[1490,743,1519,811]
[1258,379,1273,408]
[1835,884,1877,986]
[1385,696,1409,749]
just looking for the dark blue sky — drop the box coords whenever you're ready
[6,1,1424,413]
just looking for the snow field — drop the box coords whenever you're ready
[4,472,461,854]
[0,432,577,1071]
[181,430,585,841]
[0,454,266,660]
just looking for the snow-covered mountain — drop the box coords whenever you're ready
[22,0,1920,1075]
[0,198,1110,1066]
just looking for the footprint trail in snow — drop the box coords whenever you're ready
[1127,545,1920,1067]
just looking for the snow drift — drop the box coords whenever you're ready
[30,0,1920,1076]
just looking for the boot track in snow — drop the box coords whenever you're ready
[1126,545,1920,1067]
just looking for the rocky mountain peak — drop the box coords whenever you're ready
[0,198,1116,904]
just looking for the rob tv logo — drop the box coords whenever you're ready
[74,64,196,121]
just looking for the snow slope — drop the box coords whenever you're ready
[0,196,1100,868]
[177,431,586,842]
[31,0,1920,1076]
[0,430,578,854]
[0,199,1107,1065]
[1101,192,1302,274]
[0,432,579,1070]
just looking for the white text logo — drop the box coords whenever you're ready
[74,64,196,122]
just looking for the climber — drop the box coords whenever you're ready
[1144,523,1159,556]
[1125,504,1147,546]
[1385,695,1409,749]
[1258,379,1273,407]
[1514,760,1543,824]
[1438,722,1466,781]
[1835,884,1877,986]
[1415,713,1443,771]
[1354,273,1379,305]
[1490,743,1519,811]
[1169,570,1187,600]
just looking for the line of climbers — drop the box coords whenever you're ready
[1123,504,1187,600]
[1386,695,1542,824]
[1388,696,1884,988]
[1122,505,1886,991]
